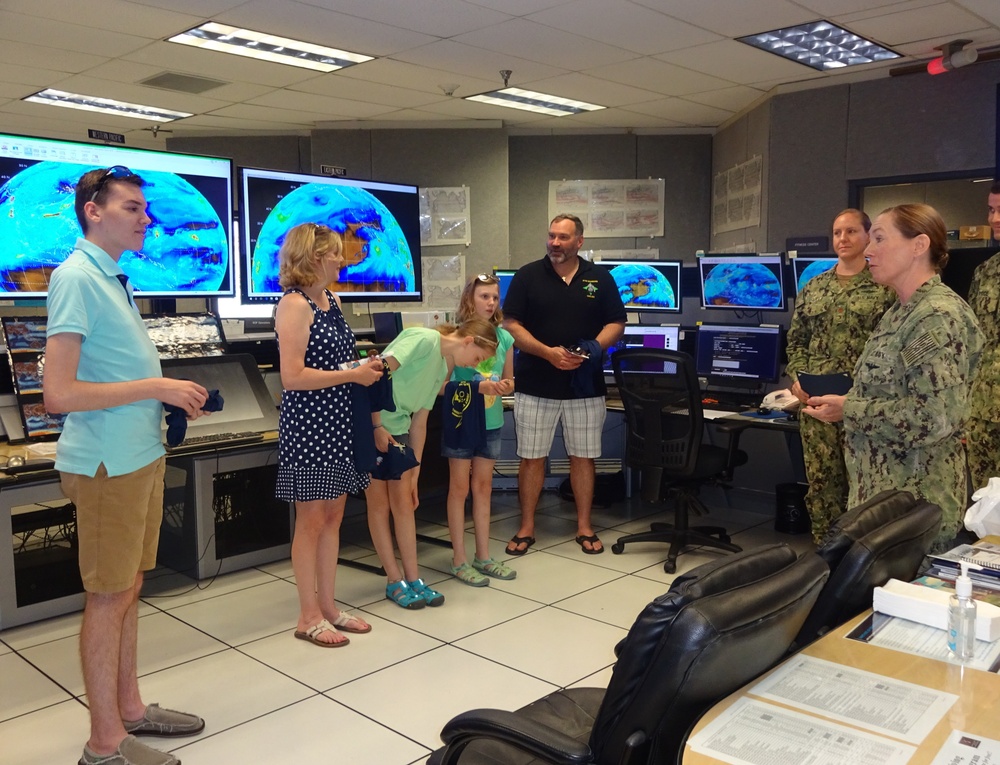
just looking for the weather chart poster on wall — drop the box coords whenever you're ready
[239,167,422,303]
[0,132,234,299]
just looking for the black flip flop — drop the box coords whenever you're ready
[505,535,536,556]
[575,534,604,554]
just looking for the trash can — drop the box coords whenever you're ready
[775,482,810,534]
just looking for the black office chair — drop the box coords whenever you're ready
[610,348,746,573]
[793,489,942,648]
[428,544,829,765]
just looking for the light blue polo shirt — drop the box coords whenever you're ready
[46,238,164,477]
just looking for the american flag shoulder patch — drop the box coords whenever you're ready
[900,331,940,366]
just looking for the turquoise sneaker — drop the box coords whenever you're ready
[407,578,445,606]
[473,557,517,580]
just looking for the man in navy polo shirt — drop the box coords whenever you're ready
[502,214,626,555]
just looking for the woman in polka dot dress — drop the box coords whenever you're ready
[274,223,384,648]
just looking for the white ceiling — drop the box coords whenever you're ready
[1,0,999,148]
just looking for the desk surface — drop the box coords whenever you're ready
[683,611,1000,764]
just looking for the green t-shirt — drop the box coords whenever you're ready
[451,326,514,430]
[381,327,448,435]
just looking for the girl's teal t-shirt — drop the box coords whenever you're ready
[451,326,514,431]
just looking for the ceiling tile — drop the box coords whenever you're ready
[520,73,662,107]
[3,0,200,37]
[624,97,734,126]
[391,39,568,88]
[84,60,273,104]
[526,0,722,55]
[655,39,815,85]
[892,27,1000,55]
[847,3,988,46]
[796,0,911,15]
[586,58,735,96]
[955,0,1000,26]
[466,0,572,14]
[290,75,450,109]
[245,89,399,119]
[215,0,437,57]
[206,103,333,126]
[0,40,106,75]
[52,75,234,114]
[450,18,637,70]
[128,0,247,15]
[630,0,817,38]
[0,10,152,57]
[298,0,512,37]
[683,85,767,112]
[339,57,501,97]
[563,107,686,129]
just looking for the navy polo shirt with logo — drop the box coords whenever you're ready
[503,256,626,400]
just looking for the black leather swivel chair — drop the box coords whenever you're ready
[794,489,942,648]
[428,544,829,765]
[610,348,746,573]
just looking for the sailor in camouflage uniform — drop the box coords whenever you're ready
[787,209,894,542]
[965,182,1000,491]
[804,204,982,553]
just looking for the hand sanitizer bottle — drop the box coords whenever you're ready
[948,560,978,661]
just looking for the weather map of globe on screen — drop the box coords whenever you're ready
[698,254,785,311]
[596,260,682,313]
[239,167,422,303]
[792,257,838,292]
[0,133,233,299]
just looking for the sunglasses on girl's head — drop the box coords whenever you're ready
[475,273,499,284]
[89,165,140,202]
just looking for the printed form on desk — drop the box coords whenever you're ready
[688,654,957,765]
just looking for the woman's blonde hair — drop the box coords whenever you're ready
[882,203,950,273]
[456,273,503,325]
[436,316,498,352]
[278,223,343,289]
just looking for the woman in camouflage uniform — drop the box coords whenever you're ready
[803,204,982,552]
[786,209,894,542]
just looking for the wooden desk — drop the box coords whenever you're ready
[683,612,1000,764]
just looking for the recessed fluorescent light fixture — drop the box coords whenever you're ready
[22,89,191,122]
[169,22,373,72]
[738,20,899,70]
[465,87,605,116]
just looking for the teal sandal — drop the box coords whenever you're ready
[386,579,425,609]
[407,578,445,606]
[473,557,517,580]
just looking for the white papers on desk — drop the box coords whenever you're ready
[749,655,956,742]
[687,698,916,765]
[847,612,1000,672]
[702,408,732,420]
[930,729,1000,765]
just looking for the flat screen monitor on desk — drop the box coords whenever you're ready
[595,260,682,314]
[698,255,785,311]
[605,325,681,377]
[160,354,279,440]
[695,324,782,384]
[791,256,837,292]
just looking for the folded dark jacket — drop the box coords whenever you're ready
[164,389,224,446]
[569,339,604,398]
[371,443,420,481]
[441,380,487,453]
[351,374,396,474]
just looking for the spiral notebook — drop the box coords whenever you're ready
[960,540,1000,571]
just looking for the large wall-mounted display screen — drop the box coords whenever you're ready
[698,254,785,311]
[239,167,422,303]
[0,132,234,299]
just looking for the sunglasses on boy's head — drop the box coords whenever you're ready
[89,165,140,202]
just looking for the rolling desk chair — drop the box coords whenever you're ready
[610,348,746,573]
[793,488,942,648]
[428,544,829,765]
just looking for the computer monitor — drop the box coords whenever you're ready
[0,131,234,299]
[792,257,838,292]
[695,324,783,384]
[595,260,683,313]
[238,166,422,304]
[698,254,785,311]
[605,325,681,376]
[495,269,515,305]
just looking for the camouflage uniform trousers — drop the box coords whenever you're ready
[966,416,1000,493]
[799,413,848,543]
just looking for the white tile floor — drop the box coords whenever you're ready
[0,486,815,764]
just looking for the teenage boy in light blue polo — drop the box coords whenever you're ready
[44,167,210,765]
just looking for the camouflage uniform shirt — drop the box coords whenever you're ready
[786,266,894,382]
[843,276,982,549]
[967,252,1000,423]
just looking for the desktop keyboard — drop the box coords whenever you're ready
[165,431,264,454]
[701,391,761,412]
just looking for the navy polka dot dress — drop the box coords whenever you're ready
[275,288,370,502]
